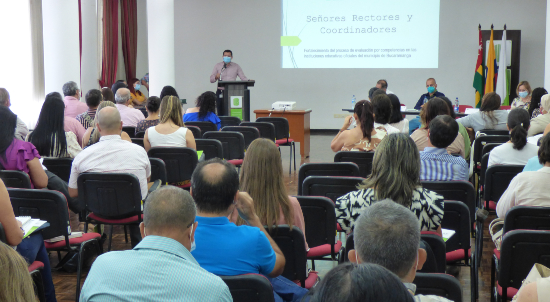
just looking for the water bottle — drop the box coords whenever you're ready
[454,97,459,113]
[351,95,356,109]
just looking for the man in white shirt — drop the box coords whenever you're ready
[372,94,400,134]
[114,88,145,127]
[68,106,151,247]
[0,88,28,140]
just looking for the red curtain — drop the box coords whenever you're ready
[120,0,137,94]
[98,0,119,88]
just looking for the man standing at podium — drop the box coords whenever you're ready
[210,50,248,116]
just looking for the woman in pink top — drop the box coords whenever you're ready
[231,138,308,249]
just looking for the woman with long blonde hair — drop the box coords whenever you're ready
[0,242,38,302]
[82,101,132,147]
[144,95,196,151]
[232,138,308,249]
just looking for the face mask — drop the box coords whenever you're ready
[427,86,435,94]
[223,56,231,63]
[189,224,196,252]
[518,91,529,98]
[135,84,141,91]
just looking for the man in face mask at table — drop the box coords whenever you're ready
[414,78,445,110]
[210,49,249,116]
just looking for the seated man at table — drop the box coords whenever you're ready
[68,106,151,247]
[414,78,445,110]
[190,159,309,302]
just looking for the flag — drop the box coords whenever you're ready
[473,26,484,108]
[485,26,496,95]
[495,27,509,105]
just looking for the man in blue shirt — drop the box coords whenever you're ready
[419,115,468,181]
[190,159,308,302]
[414,78,446,110]
[80,186,232,302]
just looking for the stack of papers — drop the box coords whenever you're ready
[16,216,48,239]
[45,232,83,243]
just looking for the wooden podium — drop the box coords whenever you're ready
[254,109,311,158]
[217,80,255,121]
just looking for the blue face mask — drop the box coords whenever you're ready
[427,86,435,94]
[135,84,141,91]
[518,91,529,98]
[223,56,231,63]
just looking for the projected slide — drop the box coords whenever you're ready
[281,0,440,68]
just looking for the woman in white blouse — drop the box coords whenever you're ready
[144,95,196,151]
[388,94,409,134]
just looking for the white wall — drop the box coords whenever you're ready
[80,0,99,94]
[173,0,547,129]
[136,0,149,97]
[546,0,550,89]
[147,0,175,98]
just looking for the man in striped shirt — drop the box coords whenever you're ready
[419,115,468,181]
[76,89,102,129]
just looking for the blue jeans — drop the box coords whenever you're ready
[267,275,309,302]
[18,233,57,302]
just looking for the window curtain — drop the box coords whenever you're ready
[120,0,137,94]
[98,0,118,88]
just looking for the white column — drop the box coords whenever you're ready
[545,0,550,88]
[42,0,80,95]
[80,0,100,94]
[147,0,175,97]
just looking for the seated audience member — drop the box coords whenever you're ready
[414,78,445,110]
[511,81,532,110]
[160,85,179,100]
[76,89,103,129]
[232,138,308,249]
[0,88,28,140]
[368,87,378,101]
[68,106,151,247]
[0,179,57,302]
[28,93,82,158]
[441,97,471,159]
[62,81,88,118]
[111,80,127,97]
[527,87,548,119]
[528,94,550,137]
[144,96,196,151]
[523,128,550,172]
[190,159,308,302]
[497,132,550,218]
[376,79,394,95]
[331,100,387,152]
[101,87,115,103]
[515,276,550,302]
[411,98,466,158]
[183,91,222,130]
[129,78,146,107]
[114,88,145,127]
[372,94,400,134]
[348,200,452,302]
[83,101,132,147]
[388,94,409,134]
[457,92,508,133]
[79,186,232,302]
[0,106,48,189]
[307,263,414,302]
[489,108,539,167]
[420,116,468,181]
[136,96,161,134]
[335,133,444,234]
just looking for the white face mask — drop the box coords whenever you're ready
[189,224,196,252]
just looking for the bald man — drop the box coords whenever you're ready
[114,88,145,127]
[68,106,151,247]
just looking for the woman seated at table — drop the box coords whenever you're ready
[331,100,387,152]
[144,95,196,151]
[82,101,132,147]
[411,97,466,158]
[511,81,532,110]
[457,92,509,133]
[183,91,221,130]
[136,96,161,134]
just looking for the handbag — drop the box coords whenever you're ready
[512,263,550,301]
[489,218,505,250]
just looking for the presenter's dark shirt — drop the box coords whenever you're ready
[414,91,445,110]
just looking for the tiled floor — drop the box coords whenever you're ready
[51,133,496,302]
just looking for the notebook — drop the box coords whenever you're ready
[442,228,456,242]
[16,216,48,239]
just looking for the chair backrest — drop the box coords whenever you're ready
[149,158,167,185]
[484,165,524,205]
[0,170,32,189]
[298,163,360,195]
[203,131,245,160]
[301,176,365,202]
[42,158,73,183]
[503,206,550,233]
[240,122,276,142]
[479,129,510,136]
[221,274,275,302]
[440,201,470,254]
[413,273,463,302]
[498,230,550,290]
[131,138,144,148]
[77,173,142,220]
[184,121,218,133]
[420,233,447,273]
[0,222,6,244]
[195,139,224,160]
[122,126,137,138]
[8,189,69,240]
[295,196,337,249]
[421,181,475,225]
[147,147,198,186]
[221,126,260,150]
[266,225,307,284]
[135,131,145,138]
[219,116,242,128]
[481,143,502,157]
[473,135,509,167]
[256,117,290,141]
[186,126,202,139]
[479,153,490,186]
[334,151,375,177]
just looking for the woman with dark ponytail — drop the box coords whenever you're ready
[331,100,387,152]
[488,108,539,167]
